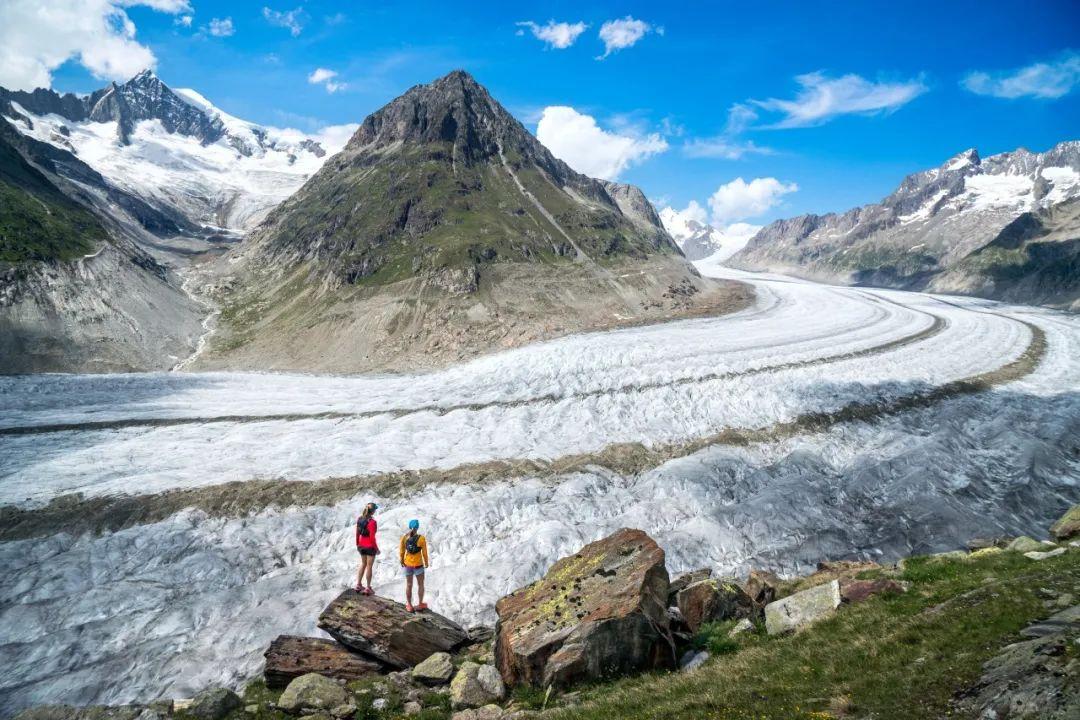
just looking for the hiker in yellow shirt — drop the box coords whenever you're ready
[399,518,430,612]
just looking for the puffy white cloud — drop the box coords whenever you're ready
[754,71,927,127]
[516,20,588,49]
[207,17,234,37]
[270,122,359,154]
[308,67,346,93]
[536,105,668,180]
[0,0,190,90]
[175,14,193,27]
[962,52,1080,99]
[597,16,654,59]
[263,6,306,36]
[708,177,798,223]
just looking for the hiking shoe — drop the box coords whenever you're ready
[417,602,429,610]
[405,602,415,612]
[363,587,374,596]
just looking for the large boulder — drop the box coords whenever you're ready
[1050,504,1080,541]
[264,635,383,688]
[494,528,674,689]
[318,590,470,668]
[450,662,506,709]
[186,688,241,720]
[1006,536,1045,554]
[743,569,780,612]
[277,673,351,714]
[764,580,841,635]
[676,578,753,633]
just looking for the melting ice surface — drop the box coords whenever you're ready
[0,263,1078,713]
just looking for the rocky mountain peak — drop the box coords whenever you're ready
[85,70,226,145]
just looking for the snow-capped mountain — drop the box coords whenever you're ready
[658,206,757,261]
[0,71,352,231]
[730,141,1080,308]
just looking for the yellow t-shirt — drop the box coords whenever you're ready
[399,533,429,568]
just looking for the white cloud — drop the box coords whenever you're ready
[682,104,774,159]
[263,6,306,36]
[597,16,654,59]
[536,105,668,180]
[708,177,798,223]
[308,67,346,93]
[516,20,588,49]
[753,71,927,128]
[207,17,234,37]
[0,0,190,90]
[175,14,193,27]
[270,123,359,154]
[962,52,1080,99]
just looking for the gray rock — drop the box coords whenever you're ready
[372,698,389,711]
[277,673,350,714]
[727,618,754,637]
[678,650,709,672]
[329,704,356,718]
[1024,547,1067,561]
[450,661,506,709]
[186,688,242,720]
[403,701,423,715]
[412,651,455,686]
[451,705,505,720]
[764,580,841,635]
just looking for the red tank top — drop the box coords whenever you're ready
[356,517,378,549]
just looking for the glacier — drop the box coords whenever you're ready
[0,262,1077,714]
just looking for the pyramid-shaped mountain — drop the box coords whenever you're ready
[198,71,747,373]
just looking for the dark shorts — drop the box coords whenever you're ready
[358,547,377,557]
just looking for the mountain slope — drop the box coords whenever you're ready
[195,71,748,373]
[658,207,758,262]
[1,71,341,232]
[729,141,1080,309]
[0,118,202,373]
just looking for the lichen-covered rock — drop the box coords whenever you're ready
[277,673,350,714]
[1024,547,1067,561]
[186,687,242,720]
[412,652,455,686]
[1006,536,1045,554]
[451,705,505,720]
[318,590,470,668]
[264,635,383,688]
[450,662,506,709]
[1050,504,1080,541]
[676,578,753,632]
[765,580,841,635]
[494,528,674,689]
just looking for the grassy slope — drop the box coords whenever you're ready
[0,136,103,264]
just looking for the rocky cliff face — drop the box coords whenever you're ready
[730,141,1080,309]
[194,71,737,374]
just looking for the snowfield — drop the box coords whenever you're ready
[0,263,1078,713]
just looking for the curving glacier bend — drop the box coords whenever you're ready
[0,261,1078,714]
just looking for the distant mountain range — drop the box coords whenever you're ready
[730,142,1080,309]
[196,71,736,373]
[1,70,744,374]
[1,70,339,232]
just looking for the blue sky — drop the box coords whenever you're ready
[5,1,1079,228]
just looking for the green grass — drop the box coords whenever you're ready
[550,550,1078,720]
[691,619,749,656]
[0,137,104,264]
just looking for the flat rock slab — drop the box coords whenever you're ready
[495,527,673,689]
[765,579,841,635]
[318,590,470,668]
[264,635,384,688]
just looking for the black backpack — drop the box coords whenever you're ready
[357,517,371,537]
[405,533,422,554]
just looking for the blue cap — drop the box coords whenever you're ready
[408,519,420,530]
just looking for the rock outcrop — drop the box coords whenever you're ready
[494,528,674,689]
[450,662,506,709]
[764,580,841,635]
[1050,504,1080,541]
[263,635,383,688]
[185,688,241,720]
[412,652,455,686]
[276,673,351,715]
[675,577,753,633]
[318,590,470,668]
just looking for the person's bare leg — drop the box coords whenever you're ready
[417,573,425,606]
[405,574,414,607]
[363,556,374,591]
[355,558,364,590]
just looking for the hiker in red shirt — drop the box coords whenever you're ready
[354,502,379,595]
